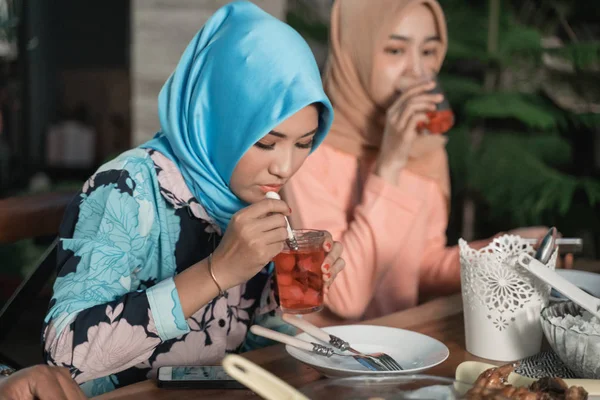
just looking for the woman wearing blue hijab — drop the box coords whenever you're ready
[41,2,343,396]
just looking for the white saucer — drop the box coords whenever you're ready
[285,324,449,378]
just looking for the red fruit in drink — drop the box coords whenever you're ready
[307,271,323,291]
[276,273,293,286]
[292,268,309,291]
[417,110,455,135]
[297,252,314,272]
[274,252,296,273]
[303,288,322,307]
[275,245,326,311]
[282,300,303,309]
[279,284,304,302]
[312,250,325,266]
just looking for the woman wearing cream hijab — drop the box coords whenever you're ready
[284,0,548,320]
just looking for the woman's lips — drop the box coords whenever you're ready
[259,185,282,193]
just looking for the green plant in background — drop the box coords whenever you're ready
[287,0,600,254]
[439,0,600,243]
[286,0,329,44]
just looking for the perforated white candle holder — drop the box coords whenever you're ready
[459,235,556,361]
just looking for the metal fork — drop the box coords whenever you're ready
[249,325,392,372]
[282,314,403,371]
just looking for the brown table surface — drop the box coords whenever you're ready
[94,294,491,400]
[95,261,600,400]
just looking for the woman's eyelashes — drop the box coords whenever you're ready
[422,47,438,57]
[384,46,406,55]
[295,139,314,149]
[254,141,276,150]
[253,138,314,151]
[384,44,439,57]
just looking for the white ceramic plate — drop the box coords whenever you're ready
[285,324,449,378]
[550,269,600,301]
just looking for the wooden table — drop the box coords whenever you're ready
[93,260,600,400]
[95,294,495,399]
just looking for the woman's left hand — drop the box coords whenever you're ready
[506,226,549,240]
[321,232,345,289]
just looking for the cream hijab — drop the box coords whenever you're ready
[323,0,451,200]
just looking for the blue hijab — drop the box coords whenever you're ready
[142,1,333,233]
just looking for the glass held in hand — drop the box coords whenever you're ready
[416,78,454,136]
[273,229,326,314]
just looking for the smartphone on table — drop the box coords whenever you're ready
[157,365,245,390]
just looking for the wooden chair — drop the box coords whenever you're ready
[0,191,77,368]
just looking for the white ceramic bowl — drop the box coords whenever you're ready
[540,301,600,379]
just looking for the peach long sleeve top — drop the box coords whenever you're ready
[284,144,477,320]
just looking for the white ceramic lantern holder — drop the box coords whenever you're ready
[459,234,557,361]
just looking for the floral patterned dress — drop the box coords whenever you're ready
[42,148,289,397]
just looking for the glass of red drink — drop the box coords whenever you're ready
[273,229,326,314]
[416,77,455,135]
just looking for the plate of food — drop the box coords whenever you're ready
[456,361,600,399]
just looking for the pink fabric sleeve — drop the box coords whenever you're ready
[417,182,461,297]
[418,185,492,298]
[284,147,435,319]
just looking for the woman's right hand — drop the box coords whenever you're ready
[375,80,443,184]
[211,198,291,290]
